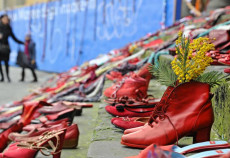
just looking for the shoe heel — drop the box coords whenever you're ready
[193,126,211,143]
[53,152,61,158]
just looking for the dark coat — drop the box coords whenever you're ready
[27,40,36,61]
[0,22,24,61]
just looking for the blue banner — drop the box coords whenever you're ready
[2,0,176,72]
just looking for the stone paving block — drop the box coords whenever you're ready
[87,141,141,158]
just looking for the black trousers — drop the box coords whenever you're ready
[0,60,10,82]
[21,67,37,81]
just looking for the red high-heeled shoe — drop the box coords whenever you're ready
[8,121,68,141]
[0,122,23,152]
[0,129,67,158]
[9,123,79,149]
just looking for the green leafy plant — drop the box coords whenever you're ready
[149,60,177,87]
[195,71,230,87]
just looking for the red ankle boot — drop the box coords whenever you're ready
[137,63,153,87]
[121,82,214,148]
[104,74,148,99]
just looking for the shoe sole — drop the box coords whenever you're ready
[121,140,148,149]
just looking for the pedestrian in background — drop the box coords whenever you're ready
[0,14,24,82]
[19,34,38,82]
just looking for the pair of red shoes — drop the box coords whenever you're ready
[105,94,159,117]
[121,82,215,149]
[104,63,153,99]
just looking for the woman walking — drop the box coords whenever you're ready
[0,14,24,82]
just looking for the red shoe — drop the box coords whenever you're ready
[9,121,68,141]
[104,74,147,99]
[142,39,163,49]
[22,118,69,132]
[121,82,214,148]
[105,104,155,117]
[136,63,153,87]
[105,95,159,107]
[61,101,93,108]
[224,68,230,73]
[19,101,43,126]
[9,123,79,149]
[0,129,66,158]
[112,117,149,130]
[106,71,123,81]
[39,108,76,123]
[0,122,23,152]
[123,86,174,135]
[218,55,230,65]
[0,120,18,130]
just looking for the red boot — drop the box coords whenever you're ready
[121,82,214,148]
[104,74,147,99]
[137,63,153,87]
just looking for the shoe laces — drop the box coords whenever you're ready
[111,77,127,98]
[148,89,179,145]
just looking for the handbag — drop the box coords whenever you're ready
[0,44,10,56]
[16,49,37,69]
[16,46,30,68]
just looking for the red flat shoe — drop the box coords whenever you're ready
[112,117,149,130]
[105,104,155,117]
[105,95,160,106]
[224,68,230,73]
[121,82,214,148]
[218,55,230,65]
[106,71,123,81]
[61,101,93,108]
[104,74,148,99]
